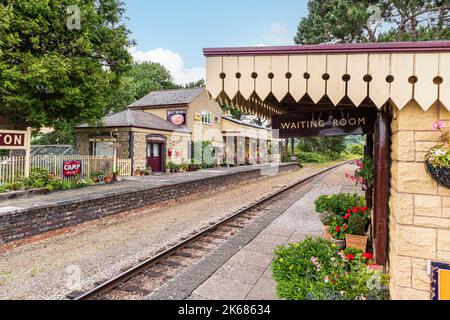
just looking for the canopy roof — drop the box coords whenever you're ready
[204,41,450,119]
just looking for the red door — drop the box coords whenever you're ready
[147,143,163,172]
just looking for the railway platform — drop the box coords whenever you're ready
[147,163,359,300]
[0,163,300,246]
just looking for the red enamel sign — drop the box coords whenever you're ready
[63,160,82,177]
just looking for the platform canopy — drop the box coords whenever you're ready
[204,41,450,119]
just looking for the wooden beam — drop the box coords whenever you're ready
[373,104,391,266]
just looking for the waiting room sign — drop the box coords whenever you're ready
[272,108,378,138]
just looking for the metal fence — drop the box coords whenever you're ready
[0,155,132,183]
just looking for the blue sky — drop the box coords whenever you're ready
[123,0,309,84]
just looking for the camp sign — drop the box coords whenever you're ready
[272,108,378,138]
[0,131,26,148]
[63,160,82,177]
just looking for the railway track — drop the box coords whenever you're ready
[72,161,354,300]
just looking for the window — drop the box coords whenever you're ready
[201,111,211,124]
[93,141,114,157]
[214,115,220,124]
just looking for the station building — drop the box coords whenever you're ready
[203,41,450,300]
[76,88,277,173]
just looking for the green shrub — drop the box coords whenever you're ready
[272,237,389,300]
[314,193,365,216]
[22,168,53,190]
[348,213,368,236]
[346,144,364,156]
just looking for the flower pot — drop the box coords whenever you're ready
[331,238,346,250]
[425,161,450,188]
[104,176,113,184]
[323,225,332,240]
[346,234,368,251]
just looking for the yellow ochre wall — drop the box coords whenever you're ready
[389,101,450,300]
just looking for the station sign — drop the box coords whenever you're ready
[0,130,28,149]
[63,160,82,177]
[272,108,378,138]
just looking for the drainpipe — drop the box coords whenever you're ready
[129,131,134,175]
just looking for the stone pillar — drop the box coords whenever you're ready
[389,101,450,300]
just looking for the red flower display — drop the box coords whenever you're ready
[361,206,369,212]
[335,226,341,233]
[346,254,355,261]
[363,252,373,260]
[352,207,360,213]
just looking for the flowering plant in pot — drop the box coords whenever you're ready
[425,122,450,188]
[346,158,374,191]
[344,206,371,251]
[329,216,348,249]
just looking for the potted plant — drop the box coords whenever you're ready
[104,173,113,184]
[425,125,450,188]
[319,211,335,240]
[91,172,101,184]
[329,216,348,249]
[344,206,370,251]
[134,167,142,177]
[346,158,375,191]
[144,168,152,176]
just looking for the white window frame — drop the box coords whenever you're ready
[201,111,211,124]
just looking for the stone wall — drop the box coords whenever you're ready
[75,129,130,159]
[389,101,450,300]
[0,163,300,246]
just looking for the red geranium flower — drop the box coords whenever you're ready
[362,206,369,212]
[346,254,355,261]
[343,225,348,230]
[335,226,341,233]
[352,207,360,213]
[343,213,351,220]
[363,252,373,260]
[347,209,352,214]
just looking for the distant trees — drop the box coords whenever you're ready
[295,0,449,44]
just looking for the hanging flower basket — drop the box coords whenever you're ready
[425,161,450,188]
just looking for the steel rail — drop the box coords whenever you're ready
[75,160,354,300]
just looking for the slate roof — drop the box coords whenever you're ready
[127,87,205,108]
[77,109,189,132]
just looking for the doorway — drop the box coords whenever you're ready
[147,142,163,173]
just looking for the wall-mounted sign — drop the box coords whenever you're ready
[194,113,202,122]
[63,160,82,177]
[272,108,378,138]
[168,110,187,126]
[431,261,450,300]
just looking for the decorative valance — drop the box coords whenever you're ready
[204,42,450,119]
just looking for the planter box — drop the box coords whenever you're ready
[346,234,368,251]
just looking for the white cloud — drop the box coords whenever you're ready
[129,47,205,86]
[263,22,291,45]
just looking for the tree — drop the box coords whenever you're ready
[0,0,133,130]
[126,62,178,100]
[298,137,347,155]
[295,0,449,44]
[184,79,205,88]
